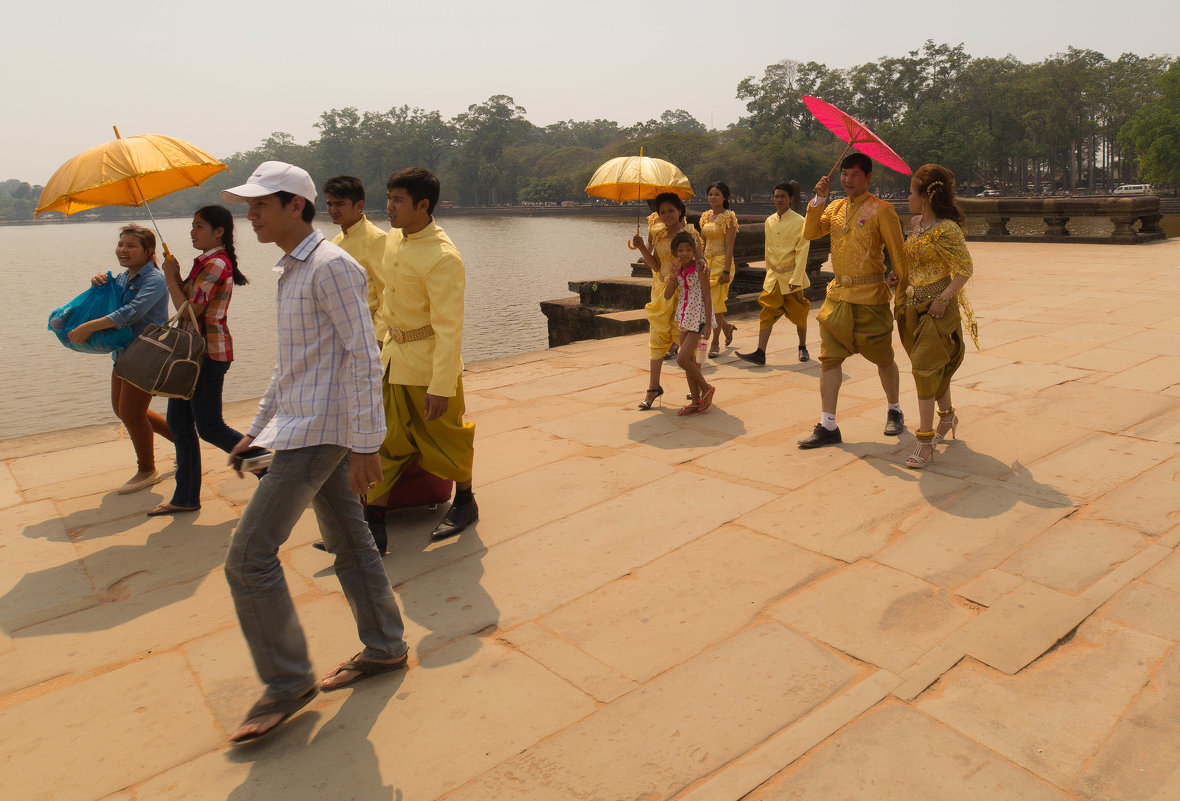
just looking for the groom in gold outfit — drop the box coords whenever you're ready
[797,153,907,449]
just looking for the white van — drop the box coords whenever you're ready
[1113,184,1150,195]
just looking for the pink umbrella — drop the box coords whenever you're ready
[803,96,912,177]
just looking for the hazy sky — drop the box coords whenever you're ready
[2,0,1174,184]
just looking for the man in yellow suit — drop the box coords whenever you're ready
[366,168,477,543]
[737,181,811,366]
[797,153,907,449]
[323,175,389,339]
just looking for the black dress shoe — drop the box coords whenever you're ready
[798,346,810,362]
[798,423,842,449]
[430,498,479,541]
[736,349,766,366]
[312,540,328,552]
[884,408,905,436]
[365,505,388,555]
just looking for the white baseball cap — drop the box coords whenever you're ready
[221,161,317,205]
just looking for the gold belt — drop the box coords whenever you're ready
[904,277,952,305]
[390,324,434,344]
[833,273,885,287]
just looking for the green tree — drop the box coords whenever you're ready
[1119,58,1180,184]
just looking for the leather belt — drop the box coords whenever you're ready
[390,324,434,344]
[904,277,952,305]
[834,273,886,287]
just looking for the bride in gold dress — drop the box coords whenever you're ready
[897,163,980,468]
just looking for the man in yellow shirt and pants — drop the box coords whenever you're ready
[798,153,907,449]
[737,181,811,366]
[324,175,390,340]
[367,167,477,542]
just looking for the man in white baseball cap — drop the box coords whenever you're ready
[221,160,318,206]
[219,161,410,744]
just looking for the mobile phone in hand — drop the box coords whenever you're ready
[232,447,273,473]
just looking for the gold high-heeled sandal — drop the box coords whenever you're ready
[934,406,959,444]
[905,431,936,469]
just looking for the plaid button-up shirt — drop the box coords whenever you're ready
[185,246,235,361]
[247,231,385,453]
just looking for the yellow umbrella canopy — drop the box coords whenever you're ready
[36,132,228,217]
[585,154,693,202]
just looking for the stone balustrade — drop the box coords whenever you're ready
[959,196,1165,244]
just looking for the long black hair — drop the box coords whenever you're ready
[195,204,248,286]
[707,181,731,209]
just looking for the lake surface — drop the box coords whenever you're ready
[2,214,639,438]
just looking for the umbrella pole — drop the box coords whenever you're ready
[114,126,172,261]
[825,141,854,182]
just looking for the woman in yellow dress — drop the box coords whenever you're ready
[699,182,739,356]
[631,192,704,409]
[897,163,980,468]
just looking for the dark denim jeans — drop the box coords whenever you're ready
[166,358,243,507]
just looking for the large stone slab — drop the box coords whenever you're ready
[1099,581,1180,642]
[957,581,1092,674]
[737,459,967,562]
[446,623,860,801]
[465,394,597,438]
[962,362,1089,395]
[7,437,138,490]
[1099,355,1180,392]
[768,560,974,674]
[1060,346,1156,373]
[474,426,589,484]
[744,702,1073,801]
[694,438,858,489]
[0,463,20,510]
[73,499,239,598]
[537,404,684,448]
[877,485,1072,589]
[0,573,240,695]
[1000,432,1175,502]
[540,525,833,681]
[0,653,221,801]
[996,381,1180,435]
[138,637,596,801]
[1085,455,1180,536]
[1143,549,1180,593]
[392,472,774,655]
[497,362,644,401]
[919,619,1169,787]
[1075,650,1180,801]
[0,502,98,633]
[1000,519,1148,594]
[918,409,1089,481]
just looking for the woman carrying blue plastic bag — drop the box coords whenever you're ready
[48,276,135,354]
[68,224,173,494]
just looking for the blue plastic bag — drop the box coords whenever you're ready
[48,272,135,354]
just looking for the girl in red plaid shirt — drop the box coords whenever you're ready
[154,205,251,516]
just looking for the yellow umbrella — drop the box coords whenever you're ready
[585,148,693,248]
[35,127,228,256]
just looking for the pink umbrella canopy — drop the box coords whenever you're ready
[803,96,912,176]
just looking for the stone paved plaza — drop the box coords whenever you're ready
[2,239,1179,800]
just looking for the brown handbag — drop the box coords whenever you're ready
[113,302,206,399]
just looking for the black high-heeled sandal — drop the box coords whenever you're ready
[638,386,664,410]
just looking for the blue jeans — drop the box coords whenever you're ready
[166,358,243,507]
[224,444,408,699]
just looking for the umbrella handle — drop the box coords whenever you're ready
[826,141,854,183]
[626,239,638,250]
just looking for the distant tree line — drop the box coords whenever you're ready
[10,42,1177,222]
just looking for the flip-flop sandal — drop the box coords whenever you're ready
[725,325,736,346]
[147,504,200,517]
[229,686,318,744]
[698,387,716,412]
[677,402,700,416]
[320,650,409,691]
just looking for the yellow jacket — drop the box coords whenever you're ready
[763,209,810,294]
[804,193,905,306]
[331,215,389,339]
[377,220,465,397]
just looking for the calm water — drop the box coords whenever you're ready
[1,215,638,438]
